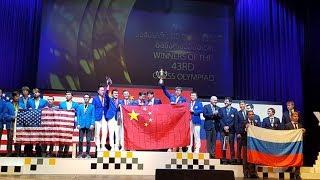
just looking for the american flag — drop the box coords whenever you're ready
[16,108,75,145]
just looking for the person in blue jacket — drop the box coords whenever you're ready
[3,91,21,156]
[18,86,31,110]
[77,94,95,158]
[219,97,239,164]
[58,91,79,157]
[161,86,187,104]
[27,88,48,110]
[91,84,108,151]
[187,91,203,153]
[26,88,48,157]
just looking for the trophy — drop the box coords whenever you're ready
[155,69,168,85]
[105,75,112,85]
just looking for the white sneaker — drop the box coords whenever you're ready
[178,147,183,152]
[101,147,107,151]
[194,148,199,153]
[96,147,101,152]
[167,148,172,152]
[187,147,192,153]
[115,146,119,151]
[119,148,124,151]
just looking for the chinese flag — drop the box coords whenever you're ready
[122,103,191,150]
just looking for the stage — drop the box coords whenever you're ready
[0,151,311,179]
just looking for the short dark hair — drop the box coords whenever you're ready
[98,84,105,89]
[139,92,146,96]
[225,97,232,102]
[123,89,129,93]
[291,111,299,117]
[12,91,19,98]
[112,89,118,94]
[65,91,73,96]
[239,100,246,104]
[146,90,154,95]
[268,108,275,114]
[247,110,254,116]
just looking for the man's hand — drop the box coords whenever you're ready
[90,125,94,130]
[237,134,241,138]
[301,128,306,133]
[77,125,80,129]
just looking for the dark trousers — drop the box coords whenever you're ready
[79,128,92,154]
[221,131,235,160]
[205,128,216,157]
[242,136,257,177]
[24,144,33,156]
[58,145,69,157]
[6,128,21,156]
[42,144,54,155]
[237,136,243,160]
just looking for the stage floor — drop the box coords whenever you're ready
[0,175,265,180]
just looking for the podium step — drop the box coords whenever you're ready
[301,172,320,179]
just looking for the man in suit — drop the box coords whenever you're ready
[42,96,58,157]
[77,94,95,158]
[241,111,259,178]
[219,97,238,164]
[58,91,79,157]
[146,90,162,105]
[203,96,220,158]
[117,90,133,151]
[132,92,146,106]
[262,108,281,129]
[161,86,187,104]
[187,91,203,153]
[236,100,246,164]
[3,91,21,156]
[27,88,48,110]
[284,111,305,179]
[26,88,48,157]
[105,84,122,151]
[92,85,108,151]
[245,104,261,124]
[282,100,302,128]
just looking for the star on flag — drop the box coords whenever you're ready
[128,110,139,121]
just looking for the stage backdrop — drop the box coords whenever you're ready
[36,0,233,97]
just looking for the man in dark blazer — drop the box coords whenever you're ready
[219,97,238,164]
[262,108,281,129]
[236,100,246,164]
[240,111,259,178]
[284,111,305,179]
[146,90,162,105]
[282,100,303,127]
[203,96,220,158]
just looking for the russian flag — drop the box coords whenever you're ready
[247,125,303,167]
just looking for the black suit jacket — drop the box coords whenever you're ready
[284,122,303,130]
[282,110,302,126]
[203,104,220,131]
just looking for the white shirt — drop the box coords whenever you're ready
[34,99,40,109]
[66,101,72,110]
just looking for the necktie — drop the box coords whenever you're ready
[84,104,88,112]
[211,105,215,113]
[226,108,230,115]
[294,123,298,129]
[175,96,180,103]
[250,121,253,125]
[270,118,274,127]
[242,111,246,120]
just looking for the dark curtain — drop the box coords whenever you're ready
[234,0,304,110]
[0,0,42,91]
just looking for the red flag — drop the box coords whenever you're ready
[122,103,190,150]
